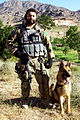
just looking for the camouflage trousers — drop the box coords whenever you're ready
[15,57,50,99]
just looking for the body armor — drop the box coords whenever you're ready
[20,28,47,58]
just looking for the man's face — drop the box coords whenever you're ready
[26,11,37,25]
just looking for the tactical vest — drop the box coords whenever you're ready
[21,27,47,58]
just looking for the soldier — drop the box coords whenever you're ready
[7,8,55,107]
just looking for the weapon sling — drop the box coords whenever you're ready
[39,44,44,98]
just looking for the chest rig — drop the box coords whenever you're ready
[21,26,47,58]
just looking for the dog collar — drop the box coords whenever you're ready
[56,82,64,87]
[56,81,69,87]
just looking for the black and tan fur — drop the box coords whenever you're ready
[50,61,71,114]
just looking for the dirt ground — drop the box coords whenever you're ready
[0,60,80,120]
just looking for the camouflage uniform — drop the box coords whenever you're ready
[7,23,55,100]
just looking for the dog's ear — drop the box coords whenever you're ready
[59,60,64,68]
[66,61,71,67]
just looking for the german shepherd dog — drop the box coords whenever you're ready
[50,61,71,115]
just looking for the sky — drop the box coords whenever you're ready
[0,0,80,11]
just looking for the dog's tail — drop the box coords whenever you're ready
[49,83,55,97]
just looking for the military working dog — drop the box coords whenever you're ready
[50,61,71,115]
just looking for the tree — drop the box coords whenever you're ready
[66,26,80,60]
[53,37,69,55]
[0,20,14,60]
[37,15,55,30]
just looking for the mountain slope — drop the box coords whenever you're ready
[0,0,80,25]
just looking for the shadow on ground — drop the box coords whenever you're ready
[3,97,52,109]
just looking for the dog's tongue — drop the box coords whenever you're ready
[66,77,69,84]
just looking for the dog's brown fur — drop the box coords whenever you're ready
[50,61,71,115]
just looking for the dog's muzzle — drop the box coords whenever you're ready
[62,72,71,84]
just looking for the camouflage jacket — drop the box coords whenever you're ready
[7,23,55,59]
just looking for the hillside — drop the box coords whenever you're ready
[0,0,80,25]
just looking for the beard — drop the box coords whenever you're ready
[26,19,36,25]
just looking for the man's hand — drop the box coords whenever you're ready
[13,49,22,58]
[44,58,53,69]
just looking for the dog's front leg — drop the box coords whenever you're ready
[66,94,70,113]
[59,96,64,115]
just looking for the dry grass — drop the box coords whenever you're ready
[0,60,80,120]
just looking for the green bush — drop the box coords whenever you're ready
[71,66,80,72]
[52,46,64,51]
[0,20,14,60]
[53,46,80,63]
[53,37,63,44]
[66,26,80,60]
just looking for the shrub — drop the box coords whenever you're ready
[0,20,14,60]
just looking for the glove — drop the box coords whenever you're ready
[20,54,29,64]
[44,58,53,69]
[14,50,28,63]
[13,49,22,58]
